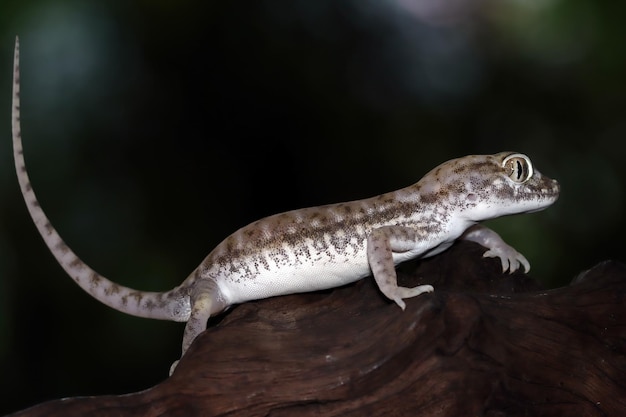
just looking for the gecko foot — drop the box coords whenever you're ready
[482,247,530,274]
[392,284,434,310]
[461,224,531,274]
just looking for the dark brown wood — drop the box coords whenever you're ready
[9,241,626,416]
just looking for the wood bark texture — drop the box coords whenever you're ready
[9,241,626,416]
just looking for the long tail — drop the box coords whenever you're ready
[11,37,189,322]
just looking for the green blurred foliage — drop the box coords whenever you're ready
[0,0,625,413]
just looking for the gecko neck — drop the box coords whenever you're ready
[372,184,471,235]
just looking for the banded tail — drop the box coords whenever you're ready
[11,37,189,322]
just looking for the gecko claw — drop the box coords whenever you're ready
[394,298,407,311]
[483,249,530,274]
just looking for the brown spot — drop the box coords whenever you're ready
[69,257,82,268]
[44,221,54,233]
[105,283,122,296]
[89,273,101,286]
[225,236,236,252]
[54,240,67,252]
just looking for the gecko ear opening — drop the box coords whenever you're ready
[502,153,533,183]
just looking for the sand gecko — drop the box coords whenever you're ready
[10,38,560,374]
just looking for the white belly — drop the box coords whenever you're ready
[216,246,373,304]
[214,240,440,305]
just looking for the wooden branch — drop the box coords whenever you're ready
[10,241,626,416]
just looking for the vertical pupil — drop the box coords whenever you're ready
[516,160,522,180]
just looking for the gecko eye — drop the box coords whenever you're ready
[502,153,533,183]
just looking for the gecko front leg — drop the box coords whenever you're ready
[461,224,530,273]
[367,226,434,310]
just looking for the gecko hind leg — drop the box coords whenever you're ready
[169,291,215,375]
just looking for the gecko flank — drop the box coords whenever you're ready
[10,38,560,375]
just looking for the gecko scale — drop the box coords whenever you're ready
[11,38,559,375]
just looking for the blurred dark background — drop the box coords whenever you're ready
[0,0,624,414]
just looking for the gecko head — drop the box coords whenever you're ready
[420,152,560,222]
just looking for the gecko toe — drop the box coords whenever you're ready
[394,297,407,311]
[169,360,180,376]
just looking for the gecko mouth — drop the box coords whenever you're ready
[511,178,559,213]
[528,179,560,210]
[531,178,560,198]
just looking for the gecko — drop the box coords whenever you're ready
[10,37,560,375]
